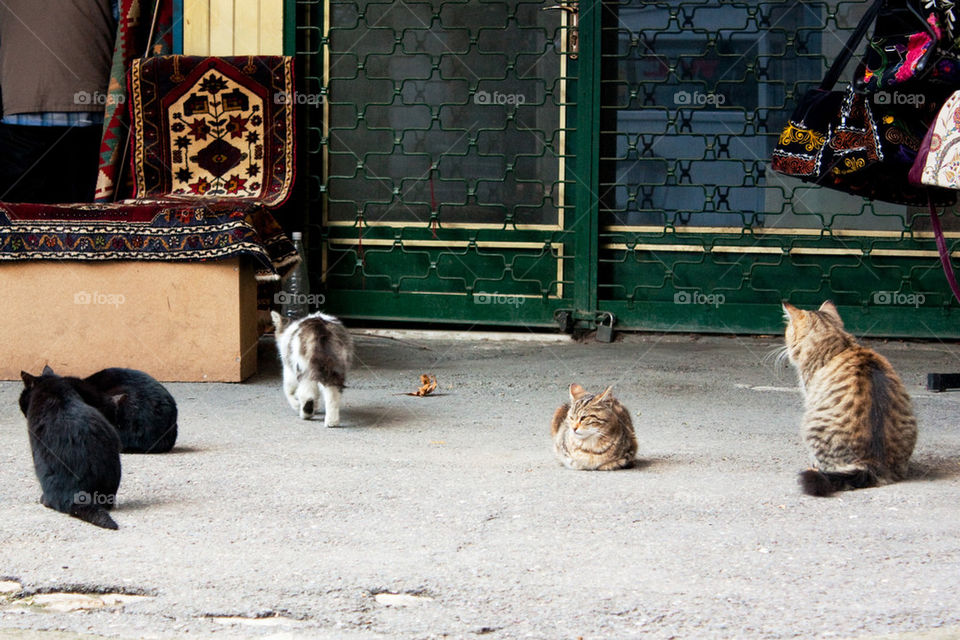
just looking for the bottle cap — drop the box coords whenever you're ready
[292,231,302,240]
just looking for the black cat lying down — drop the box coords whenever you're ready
[77,368,178,454]
[20,366,122,530]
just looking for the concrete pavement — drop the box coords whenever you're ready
[1,331,960,639]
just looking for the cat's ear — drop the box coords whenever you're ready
[270,310,286,333]
[41,364,54,376]
[569,383,586,401]
[109,394,126,408]
[818,300,842,324]
[782,301,801,322]
[20,371,36,387]
[595,386,613,403]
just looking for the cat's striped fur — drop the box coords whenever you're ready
[271,311,353,427]
[551,384,637,470]
[783,301,917,496]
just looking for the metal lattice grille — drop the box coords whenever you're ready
[298,0,578,326]
[296,0,960,336]
[597,1,960,336]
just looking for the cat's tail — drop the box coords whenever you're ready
[70,505,118,530]
[799,468,877,497]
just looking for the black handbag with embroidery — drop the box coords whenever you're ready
[771,1,956,207]
[856,0,960,92]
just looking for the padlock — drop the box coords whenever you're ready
[596,311,615,343]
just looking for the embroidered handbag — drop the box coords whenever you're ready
[772,1,956,207]
[856,0,960,92]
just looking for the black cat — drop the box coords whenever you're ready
[78,368,178,454]
[19,366,122,530]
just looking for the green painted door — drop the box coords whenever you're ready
[295,0,583,328]
[295,0,960,337]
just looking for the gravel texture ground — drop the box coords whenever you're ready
[1,331,959,639]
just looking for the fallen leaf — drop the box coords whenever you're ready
[406,374,438,397]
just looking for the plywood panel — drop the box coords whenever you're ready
[233,0,260,54]
[259,0,285,55]
[0,260,258,382]
[209,0,235,55]
[183,0,210,55]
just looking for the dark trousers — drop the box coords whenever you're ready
[0,123,102,203]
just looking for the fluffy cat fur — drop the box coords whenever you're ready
[74,368,178,454]
[783,301,917,496]
[271,310,353,427]
[19,366,122,530]
[551,384,637,470]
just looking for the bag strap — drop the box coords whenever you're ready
[820,1,883,91]
[928,197,960,305]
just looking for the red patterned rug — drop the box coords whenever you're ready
[0,200,298,281]
[130,55,295,205]
[0,56,298,281]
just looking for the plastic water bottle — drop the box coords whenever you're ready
[281,231,310,319]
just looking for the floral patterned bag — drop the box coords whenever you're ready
[908,92,960,305]
[911,90,960,187]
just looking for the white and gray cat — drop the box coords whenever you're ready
[271,311,353,427]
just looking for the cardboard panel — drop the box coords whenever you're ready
[1,259,257,382]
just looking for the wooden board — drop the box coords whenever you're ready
[259,0,284,55]
[183,0,284,55]
[208,0,235,55]
[183,0,210,56]
[0,259,257,382]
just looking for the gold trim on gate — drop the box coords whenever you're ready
[322,0,331,233]
[603,243,960,258]
[603,225,960,239]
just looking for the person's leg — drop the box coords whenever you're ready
[0,123,53,202]
[0,123,101,203]
[60,125,102,203]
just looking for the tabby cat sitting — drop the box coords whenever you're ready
[782,301,917,496]
[551,384,637,470]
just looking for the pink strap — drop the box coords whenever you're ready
[929,197,960,305]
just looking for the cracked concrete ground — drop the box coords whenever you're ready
[1,331,960,639]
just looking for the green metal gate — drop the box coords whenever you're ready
[295,0,960,337]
